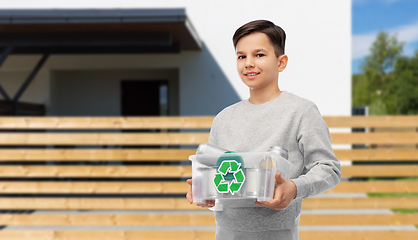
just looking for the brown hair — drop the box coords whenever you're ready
[233,20,286,57]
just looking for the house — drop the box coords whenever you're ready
[0,1,351,117]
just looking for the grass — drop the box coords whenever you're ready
[367,192,418,197]
[392,209,418,214]
[365,177,418,220]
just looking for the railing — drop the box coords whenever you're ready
[0,116,417,240]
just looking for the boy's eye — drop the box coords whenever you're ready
[238,55,246,59]
[256,54,265,57]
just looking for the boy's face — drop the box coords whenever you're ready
[236,32,286,91]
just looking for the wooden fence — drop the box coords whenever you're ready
[0,116,417,240]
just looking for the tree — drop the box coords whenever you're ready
[388,50,418,114]
[352,31,409,115]
[362,32,404,77]
[352,73,371,107]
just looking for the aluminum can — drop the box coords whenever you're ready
[268,146,290,180]
[201,167,218,199]
[243,168,259,198]
[268,146,288,160]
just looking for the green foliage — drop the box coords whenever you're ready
[392,209,418,214]
[388,50,418,114]
[352,31,418,115]
[352,74,371,107]
[367,193,418,197]
[362,32,404,76]
[368,97,388,115]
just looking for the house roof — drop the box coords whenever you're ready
[0,8,202,54]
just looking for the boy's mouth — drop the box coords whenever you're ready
[244,72,260,76]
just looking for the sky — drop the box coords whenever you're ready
[352,0,418,74]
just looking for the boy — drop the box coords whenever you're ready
[186,20,341,240]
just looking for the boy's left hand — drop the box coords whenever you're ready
[255,173,297,210]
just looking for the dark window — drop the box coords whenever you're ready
[121,80,168,116]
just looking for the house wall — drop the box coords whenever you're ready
[0,0,351,116]
[50,69,179,116]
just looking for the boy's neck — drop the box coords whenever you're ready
[248,87,282,105]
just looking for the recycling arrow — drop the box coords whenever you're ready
[213,160,245,195]
[214,172,228,193]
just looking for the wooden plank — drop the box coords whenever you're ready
[0,197,417,210]
[331,132,418,144]
[0,230,417,240]
[1,165,416,178]
[323,116,418,128]
[0,230,215,240]
[1,213,418,226]
[302,197,418,209]
[0,198,202,210]
[300,213,418,225]
[0,213,216,226]
[334,149,418,161]
[0,132,416,145]
[0,149,195,161]
[0,117,214,129]
[300,231,418,240]
[341,165,418,177]
[0,181,417,194]
[0,166,192,177]
[1,116,418,129]
[328,181,418,193]
[0,182,189,194]
[0,133,209,145]
[0,148,415,162]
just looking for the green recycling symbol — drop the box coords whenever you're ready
[213,160,245,195]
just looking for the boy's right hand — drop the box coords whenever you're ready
[186,179,215,208]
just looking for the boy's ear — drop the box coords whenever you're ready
[278,54,288,72]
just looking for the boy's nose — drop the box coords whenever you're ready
[245,58,255,68]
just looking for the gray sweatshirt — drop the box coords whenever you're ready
[207,91,341,237]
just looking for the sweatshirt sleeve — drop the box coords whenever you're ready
[291,104,342,199]
[208,116,218,146]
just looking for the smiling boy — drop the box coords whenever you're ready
[187,20,341,240]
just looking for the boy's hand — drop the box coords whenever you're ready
[186,179,215,208]
[254,173,297,210]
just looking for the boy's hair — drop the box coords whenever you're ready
[233,20,286,57]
